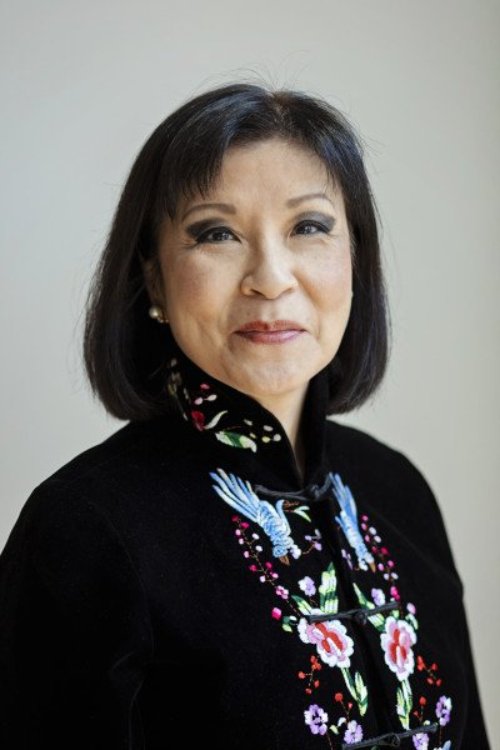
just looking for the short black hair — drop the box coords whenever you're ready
[83,80,391,421]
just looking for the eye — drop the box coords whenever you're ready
[193,219,332,245]
[194,226,236,244]
[294,220,330,236]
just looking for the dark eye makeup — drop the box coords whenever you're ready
[185,212,336,245]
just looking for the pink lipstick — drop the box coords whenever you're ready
[235,319,305,345]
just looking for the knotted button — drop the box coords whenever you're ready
[253,473,334,504]
[307,600,400,625]
[354,609,369,625]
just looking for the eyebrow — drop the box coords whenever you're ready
[181,192,334,221]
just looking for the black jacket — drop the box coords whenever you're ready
[0,332,491,749]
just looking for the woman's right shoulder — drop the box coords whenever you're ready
[38,415,180,483]
[12,416,183,535]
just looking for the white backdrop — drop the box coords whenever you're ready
[1,0,498,743]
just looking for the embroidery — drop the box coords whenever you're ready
[210,468,305,563]
[329,474,376,573]
[209,467,454,749]
[166,356,283,452]
[329,475,454,746]
[212,468,369,739]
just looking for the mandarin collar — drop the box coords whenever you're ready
[162,327,332,493]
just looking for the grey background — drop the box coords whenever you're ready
[1,0,498,744]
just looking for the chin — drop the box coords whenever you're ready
[236,360,313,393]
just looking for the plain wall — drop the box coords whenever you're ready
[1,0,498,744]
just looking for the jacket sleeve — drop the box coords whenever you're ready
[0,480,154,750]
[457,594,492,748]
[399,453,492,749]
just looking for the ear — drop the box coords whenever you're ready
[140,254,164,307]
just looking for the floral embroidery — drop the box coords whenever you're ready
[209,466,454,748]
[165,356,283,452]
[343,719,363,743]
[214,468,369,739]
[413,732,431,749]
[435,696,452,725]
[298,617,355,668]
[305,704,329,735]
[381,616,417,680]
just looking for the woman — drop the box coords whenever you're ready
[0,82,491,749]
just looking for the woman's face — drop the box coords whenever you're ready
[147,137,353,404]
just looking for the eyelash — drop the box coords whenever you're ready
[193,221,331,245]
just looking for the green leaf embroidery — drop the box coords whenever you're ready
[215,431,257,452]
[340,667,368,716]
[406,612,419,631]
[281,615,296,633]
[354,671,369,715]
[351,583,386,630]
[204,410,228,429]
[396,678,413,729]
[340,667,368,715]
[290,594,314,616]
[291,507,313,523]
[319,562,338,614]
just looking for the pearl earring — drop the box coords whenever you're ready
[149,305,168,324]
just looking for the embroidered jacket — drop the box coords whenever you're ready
[0,330,491,749]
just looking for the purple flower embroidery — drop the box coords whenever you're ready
[436,695,452,726]
[344,719,363,743]
[371,587,386,606]
[298,575,316,596]
[412,732,430,749]
[304,704,329,735]
[304,529,323,551]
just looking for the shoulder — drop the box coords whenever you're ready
[35,412,185,486]
[326,418,463,590]
[325,417,429,488]
[8,415,183,539]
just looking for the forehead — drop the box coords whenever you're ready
[176,137,341,216]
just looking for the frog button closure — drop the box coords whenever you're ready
[306,600,400,625]
[340,721,439,749]
[253,473,334,505]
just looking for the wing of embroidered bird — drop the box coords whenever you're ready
[209,468,454,749]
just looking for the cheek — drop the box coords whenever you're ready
[163,256,226,314]
[306,249,352,307]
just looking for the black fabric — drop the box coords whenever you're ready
[0,330,491,749]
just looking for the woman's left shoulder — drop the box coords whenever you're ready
[325,417,431,489]
[325,417,463,588]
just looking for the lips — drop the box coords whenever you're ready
[234,320,306,346]
[236,319,305,333]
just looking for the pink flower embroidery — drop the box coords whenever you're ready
[298,616,354,668]
[380,616,416,680]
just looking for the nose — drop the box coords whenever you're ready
[240,240,299,299]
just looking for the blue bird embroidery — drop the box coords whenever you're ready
[328,472,376,572]
[209,468,302,564]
